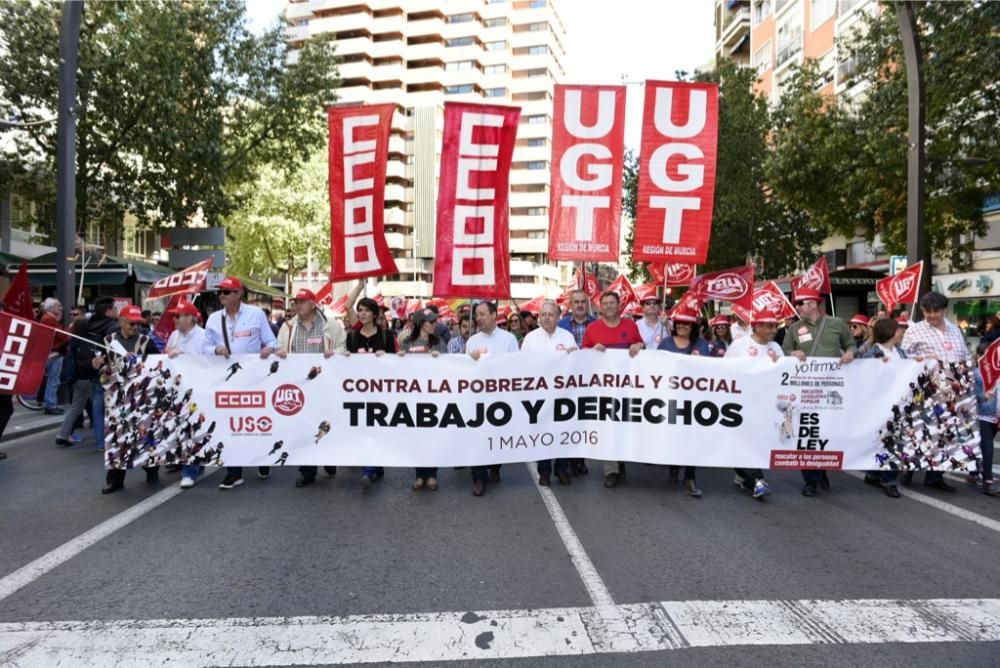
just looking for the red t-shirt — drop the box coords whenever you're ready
[581,318,642,350]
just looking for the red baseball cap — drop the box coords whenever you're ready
[752,307,781,325]
[793,287,821,303]
[293,288,316,302]
[896,316,909,327]
[671,302,700,324]
[169,300,201,319]
[709,315,731,327]
[849,314,870,326]
[119,305,144,322]
[218,276,244,292]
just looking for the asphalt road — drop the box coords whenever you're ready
[1,425,999,667]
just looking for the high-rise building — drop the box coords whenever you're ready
[285,0,573,300]
[714,0,751,68]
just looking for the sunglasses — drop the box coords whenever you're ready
[218,290,236,295]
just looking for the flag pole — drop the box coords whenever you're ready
[5,311,116,355]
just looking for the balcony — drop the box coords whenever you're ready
[311,12,373,35]
[405,41,444,61]
[383,184,406,203]
[775,38,802,68]
[510,168,549,186]
[333,35,372,57]
[384,232,409,251]
[509,191,549,209]
[719,8,750,51]
[284,23,310,42]
[386,161,407,180]
[406,16,445,39]
[339,59,373,79]
[511,236,548,254]
[285,2,313,22]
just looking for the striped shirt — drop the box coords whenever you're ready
[901,319,969,362]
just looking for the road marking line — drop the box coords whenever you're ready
[524,462,615,609]
[0,479,194,603]
[1,598,998,666]
[844,472,1000,533]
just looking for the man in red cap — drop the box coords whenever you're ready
[202,276,277,490]
[782,286,856,497]
[848,313,871,351]
[277,288,346,488]
[98,305,162,494]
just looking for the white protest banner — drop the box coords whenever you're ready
[101,352,961,474]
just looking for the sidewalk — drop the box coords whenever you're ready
[3,403,65,442]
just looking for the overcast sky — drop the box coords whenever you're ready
[245,0,717,150]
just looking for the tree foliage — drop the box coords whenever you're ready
[0,0,338,246]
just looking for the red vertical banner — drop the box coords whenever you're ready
[634,81,719,265]
[328,104,398,282]
[548,85,626,262]
[433,102,520,299]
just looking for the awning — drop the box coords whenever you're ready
[0,251,25,267]
[128,259,173,283]
[241,276,286,299]
[21,252,172,286]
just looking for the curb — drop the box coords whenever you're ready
[4,419,63,443]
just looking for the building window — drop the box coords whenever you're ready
[517,44,548,55]
[526,161,546,170]
[810,0,836,30]
[524,115,547,124]
[484,87,506,97]
[446,36,475,47]
[485,40,507,50]
[752,41,771,75]
[529,0,546,7]
[447,13,476,24]
[527,207,545,216]
[775,7,802,67]
[445,60,476,71]
[526,138,545,147]
[445,84,475,94]
[753,0,771,26]
[484,63,508,74]
[484,17,506,27]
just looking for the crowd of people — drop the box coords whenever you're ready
[1,266,997,501]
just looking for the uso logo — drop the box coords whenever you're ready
[273,384,305,416]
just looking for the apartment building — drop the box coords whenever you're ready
[286,0,573,300]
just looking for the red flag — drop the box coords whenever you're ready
[876,261,923,313]
[648,262,696,287]
[373,292,385,309]
[313,282,334,307]
[329,104,399,281]
[433,102,519,298]
[2,261,35,321]
[689,265,755,315]
[573,267,602,306]
[405,299,422,316]
[791,256,832,299]
[388,295,408,320]
[328,294,348,316]
[153,294,183,343]
[519,295,546,315]
[669,289,703,319]
[736,281,797,323]
[980,337,1000,394]
[0,311,55,395]
[634,81,719,265]
[607,275,638,314]
[426,297,453,318]
[548,85,626,262]
[146,258,213,301]
[634,284,658,302]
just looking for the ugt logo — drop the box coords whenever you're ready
[273,384,305,416]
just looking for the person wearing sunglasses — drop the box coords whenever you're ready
[202,276,278,490]
[164,300,208,488]
[707,314,732,357]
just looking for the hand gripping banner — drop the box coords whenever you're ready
[433,102,520,298]
[634,81,719,265]
[329,104,399,281]
[99,350,981,479]
[548,85,626,262]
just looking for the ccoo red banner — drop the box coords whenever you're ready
[146,258,213,301]
[329,104,399,282]
[634,81,719,265]
[548,85,626,262]
[433,102,520,298]
[689,265,755,316]
[876,261,923,313]
[0,311,55,395]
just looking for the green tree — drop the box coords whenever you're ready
[223,150,329,289]
[0,0,338,247]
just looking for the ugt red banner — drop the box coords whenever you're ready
[634,81,719,265]
[548,85,626,262]
[648,262,696,287]
[433,102,520,298]
[791,256,831,298]
[147,258,213,300]
[689,265,755,316]
[0,311,55,395]
[731,281,796,324]
[876,261,923,313]
[980,337,1000,394]
[329,104,399,282]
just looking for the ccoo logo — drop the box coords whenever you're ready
[273,384,305,416]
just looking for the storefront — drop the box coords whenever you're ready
[930,269,1000,336]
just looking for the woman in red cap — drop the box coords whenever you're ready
[707,314,732,357]
[657,299,708,497]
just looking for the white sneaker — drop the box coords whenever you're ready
[180,476,196,489]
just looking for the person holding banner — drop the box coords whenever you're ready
[446,314,472,354]
[972,341,1000,497]
[559,290,598,477]
[346,296,396,490]
[899,292,969,493]
[583,291,644,489]
[466,301,520,497]
[657,300,707,497]
[400,308,447,490]
[203,277,277,491]
[521,301,578,486]
[164,300,209,489]
[723,306,783,499]
[99,306,162,494]
[782,286,856,497]
[708,314,732,357]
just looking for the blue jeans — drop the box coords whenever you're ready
[44,357,62,409]
[537,459,568,475]
[182,465,204,480]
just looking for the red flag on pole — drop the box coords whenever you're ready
[2,261,35,321]
[313,282,334,307]
[979,337,1000,394]
[328,104,399,281]
[573,267,602,306]
[0,311,55,395]
[634,81,719,265]
[689,265,755,315]
[733,281,797,324]
[152,294,183,343]
[790,256,832,300]
[146,258,213,301]
[519,295,546,315]
[875,261,923,313]
[548,84,626,262]
[607,275,638,314]
[433,102,520,298]
[648,262,696,287]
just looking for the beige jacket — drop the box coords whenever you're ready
[276,314,347,354]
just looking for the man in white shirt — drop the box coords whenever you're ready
[467,301,519,496]
[636,294,669,351]
[521,301,577,487]
[202,276,277,490]
[165,299,208,488]
[724,306,783,498]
